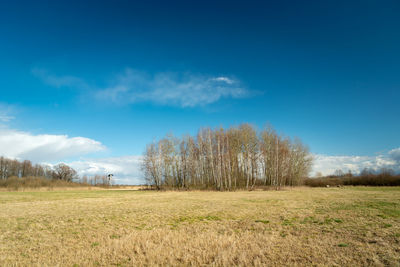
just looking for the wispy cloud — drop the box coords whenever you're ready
[0,128,105,162]
[0,103,15,122]
[32,68,89,89]
[312,148,400,176]
[0,114,14,122]
[33,68,250,107]
[96,69,248,107]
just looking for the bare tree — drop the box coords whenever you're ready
[53,163,77,182]
[142,142,163,189]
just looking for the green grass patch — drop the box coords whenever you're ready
[255,219,269,224]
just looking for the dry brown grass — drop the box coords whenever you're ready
[0,177,147,192]
[0,177,87,191]
[0,187,399,266]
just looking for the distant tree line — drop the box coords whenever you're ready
[0,157,77,181]
[81,174,112,186]
[142,124,313,190]
[306,168,400,187]
[314,167,398,179]
[0,157,114,188]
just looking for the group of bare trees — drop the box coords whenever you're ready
[142,124,312,190]
[81,175,112,186]
[0,157,77,182]
[0,157,115,186]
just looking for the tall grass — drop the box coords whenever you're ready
[0,176,87,190]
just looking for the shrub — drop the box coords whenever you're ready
[304,174,400,187]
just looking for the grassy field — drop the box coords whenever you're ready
[0,187,399,266]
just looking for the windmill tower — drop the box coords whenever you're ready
[107,174,113,186]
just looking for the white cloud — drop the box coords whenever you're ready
[312,150,400,176]
[67,155,143,185]
[389,148,400,162]
[0,128,105,162]
[212,77,235,84]
[33,68,249,107]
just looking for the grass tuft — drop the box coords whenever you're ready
[255,220,269,224]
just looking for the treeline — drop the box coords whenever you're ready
[142,124,313,190]
[81,175,113,186]
[0,157,78,181]
[305,170,400,187]
[0,157,112,187]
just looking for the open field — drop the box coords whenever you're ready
[0,187,399,266]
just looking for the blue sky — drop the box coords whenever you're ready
[0,1,399,183]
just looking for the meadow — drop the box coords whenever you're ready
[0,187,399,266]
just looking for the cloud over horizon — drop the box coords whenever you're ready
[66,147,400,185]
[2,98,398,184]
[389,148,400,162]
[67,155,143,185]
[33,68,250,107]
[0,124,398,184]
[0,128,105,162]
[312,150,400,176]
